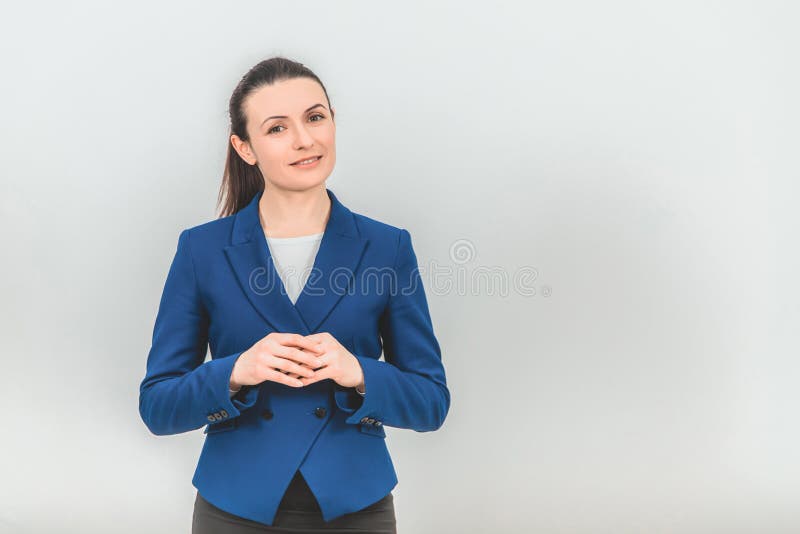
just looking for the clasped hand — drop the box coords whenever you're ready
[230,332,364,390]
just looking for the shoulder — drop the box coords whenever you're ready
[351,210,405,241]
[167,214,237,269]
[350,209,418,260]
[348,210,421,271]
[180,213,236,244]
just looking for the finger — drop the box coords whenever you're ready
[298,365,334,387]
[308,353,330,371]
[267,368,304,387]
[273,345,323,369]
[269,355,316,378]
[283,368,308,380]
[286,360,319,379]
[280,368,302,379]
[304,333,333,346]
[278,333,325,354]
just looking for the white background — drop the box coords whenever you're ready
[1,1,798,532]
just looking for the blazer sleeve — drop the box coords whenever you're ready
[138,229,258,436]
[336,228,451,432]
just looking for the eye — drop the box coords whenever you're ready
[267,113,326,135]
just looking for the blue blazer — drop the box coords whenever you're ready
[139,188,450,525]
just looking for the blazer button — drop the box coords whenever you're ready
[261,409,273,420]
[314,407,327,418]
[207,415,216,422]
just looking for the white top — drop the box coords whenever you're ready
[228,230,323,397]
[264,231,325,305]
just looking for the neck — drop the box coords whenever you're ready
[259,184,331,238]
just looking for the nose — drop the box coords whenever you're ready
[293,122,315,149]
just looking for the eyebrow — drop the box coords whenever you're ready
[261,103,327,127]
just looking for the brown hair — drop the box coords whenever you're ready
[216,57,333,218]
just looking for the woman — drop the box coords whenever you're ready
[138,57,451,533]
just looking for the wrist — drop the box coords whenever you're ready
[351,357,365,394]
[229,376,241,392]
[230,353,247,392]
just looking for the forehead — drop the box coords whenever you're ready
[244,77,326,119]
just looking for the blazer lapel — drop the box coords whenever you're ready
[223,188,369,336]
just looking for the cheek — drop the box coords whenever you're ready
[255,140,288,166]
[318,124,336,145]
[323,136,336,161]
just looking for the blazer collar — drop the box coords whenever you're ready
[223,188,369,335]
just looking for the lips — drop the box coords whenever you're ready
[290,155,322,165]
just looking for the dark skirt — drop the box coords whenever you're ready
[192,470,397,533]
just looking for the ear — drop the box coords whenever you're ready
[230,134,257,165]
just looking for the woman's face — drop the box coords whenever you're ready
[232,77,336,192]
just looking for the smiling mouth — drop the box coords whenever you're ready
[290,156,322,166]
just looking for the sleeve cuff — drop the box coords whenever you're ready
[205,352,259,418]
[342,355,385,425]
[334,383,364,413]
